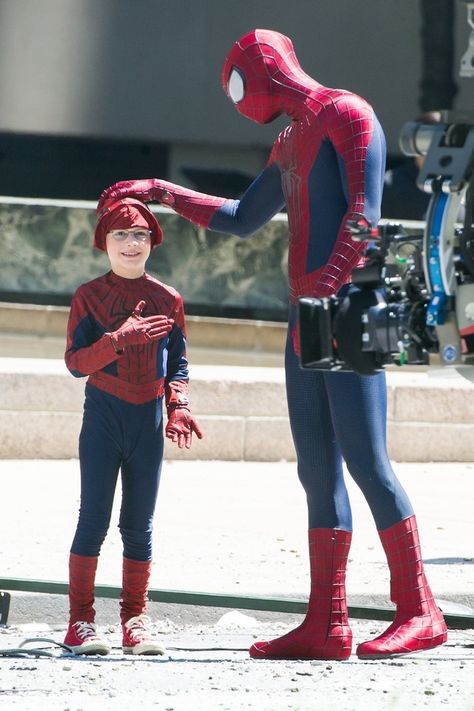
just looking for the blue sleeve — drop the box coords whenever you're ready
[208,162,285,237]
[362,117,386,225]
[336,114,386,227]
[165,323,189,383]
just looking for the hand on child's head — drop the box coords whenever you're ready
[161,191,175,206]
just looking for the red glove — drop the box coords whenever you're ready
[109,300,173,351]
[98,179,170,214]
[98,178,227,229]
[165,380,203,449]
[165,408,203,449]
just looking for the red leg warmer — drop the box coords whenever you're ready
[68,553,98,624]
[249,528,353,660]
[120,557,152,624]
[356,515,448,658]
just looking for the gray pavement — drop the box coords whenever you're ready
[0,458,473,710]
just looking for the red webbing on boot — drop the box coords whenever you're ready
[356,516,448,658]
[249,528,353,660]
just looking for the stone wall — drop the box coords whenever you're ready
[1,358,474,462]
[0,196,289,320]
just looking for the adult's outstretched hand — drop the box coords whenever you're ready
[97,179,175,214]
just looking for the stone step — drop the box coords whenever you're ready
[1,358,473,462]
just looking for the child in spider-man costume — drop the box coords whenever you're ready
[99,29,447,660]
[63,197,202,655]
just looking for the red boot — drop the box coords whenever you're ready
[120,558,165,655]
[356,515,448,659]
[67,552,97,623]
[249,528,353,660]
[63,553,110,655]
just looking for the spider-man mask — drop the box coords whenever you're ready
[221,29,305,124]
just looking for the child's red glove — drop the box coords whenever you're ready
[165,408,203,449]
[109,300,173,351]
[165,380,203,449]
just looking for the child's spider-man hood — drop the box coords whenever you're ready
[94,198,163,252]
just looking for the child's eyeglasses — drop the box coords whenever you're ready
[109,230,151,242]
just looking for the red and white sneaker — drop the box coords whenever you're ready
[64,621,111,655]
[122,614,166,655]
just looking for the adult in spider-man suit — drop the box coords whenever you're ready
[99,29,447,660]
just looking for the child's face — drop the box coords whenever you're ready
[105,229,152,279]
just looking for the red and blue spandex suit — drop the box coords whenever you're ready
[99,30,413,533]
[65,271,188,560]
[99,31,448,663]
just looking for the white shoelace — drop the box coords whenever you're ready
[73,621,98,640]
[125,615,151,642]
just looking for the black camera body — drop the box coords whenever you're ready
[299,111,474,376]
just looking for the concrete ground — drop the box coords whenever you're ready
[0,458,473,710]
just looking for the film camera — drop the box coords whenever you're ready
[298,110,474,377]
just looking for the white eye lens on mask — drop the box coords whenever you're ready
[228,67,245,103]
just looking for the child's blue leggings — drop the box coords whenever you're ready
[70,384,164,561]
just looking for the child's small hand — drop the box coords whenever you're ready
[109,301,173,350]
[165,408,203,449]
[141,315,174,341]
